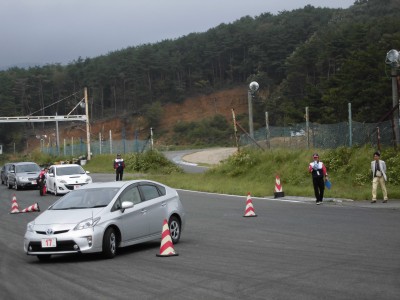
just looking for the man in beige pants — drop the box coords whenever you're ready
[370,151,388,203]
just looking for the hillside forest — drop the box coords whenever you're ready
[1,0,400,151]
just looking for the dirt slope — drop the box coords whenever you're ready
[49,87,249,147]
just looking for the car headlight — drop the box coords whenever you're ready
[58,179,68,184]
[85,177,92,183]
[18,176,28,181]
[27,222,35,232]
[74,217,100,231]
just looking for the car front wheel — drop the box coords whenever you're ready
[168,216,181,244]
[102,227,117,259]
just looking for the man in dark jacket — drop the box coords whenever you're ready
[114,154,125,181]
[308,153,328,205]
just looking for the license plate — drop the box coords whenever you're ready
[31,180,37,184]
[74,185,81,190]
[41,238,57,248]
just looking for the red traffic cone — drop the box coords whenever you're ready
[156,219,178,257]
[20,203,40,213]
[10,194,20,214]
[243,192,257,217]
[274,175,285,198]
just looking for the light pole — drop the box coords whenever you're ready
[248,81,259,138]
[385,49,400,146]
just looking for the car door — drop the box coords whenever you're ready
[46,166,55,193]
[7,164,16,188]
[115,184,149,243]
[138,183,167,236]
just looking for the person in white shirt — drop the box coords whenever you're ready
[370,151,388,203]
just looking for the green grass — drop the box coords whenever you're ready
[2,146,399,201]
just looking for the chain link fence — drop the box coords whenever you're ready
[239,120,394,149]
[42,138,152,157]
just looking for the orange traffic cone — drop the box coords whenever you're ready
[20,203,40,213]
[274,175,285,198]
[10,194,20,214]
[156,219,178,257]
[243,192,257,217]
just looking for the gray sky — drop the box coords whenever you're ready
[0,0,354,69]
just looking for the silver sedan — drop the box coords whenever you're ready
[24,180,185,261]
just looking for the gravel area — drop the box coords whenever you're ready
[182,147,237,165]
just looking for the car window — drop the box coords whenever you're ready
[119,186,142,205]
[56,166,85,176]
[51,188,119,209]
[16,164,40,173]
[140,185,161,201]
[49,167,55,175]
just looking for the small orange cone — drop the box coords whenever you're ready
[10,194,20,214]
[156,219,178,257]
[274,175,285,198]
[20,203,40,213]
[243,192,257,217]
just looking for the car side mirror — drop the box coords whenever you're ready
[121,201,134,213]
[10,170,15,173]
[49,173,54,177]
[86,171,90,174]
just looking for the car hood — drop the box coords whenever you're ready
[33,207,105,225]
[17,171,40,177]
[55,174,91,183]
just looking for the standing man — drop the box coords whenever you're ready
[370,151,388,203]
[308,153,328,205]
[114,153,125,181]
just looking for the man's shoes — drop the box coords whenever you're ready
[316,201,322,205]
[383,200,388,203]
[371,200,376,203]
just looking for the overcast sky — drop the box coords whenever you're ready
[0,0,354,69]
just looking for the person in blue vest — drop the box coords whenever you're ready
[113,153,125,181]
[308,153,328,205]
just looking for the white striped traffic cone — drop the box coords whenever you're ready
[243,192,257,217]
[274,175,284,198]
[10,194,20,214]
[156,219,178,257]
[20,202,40,213]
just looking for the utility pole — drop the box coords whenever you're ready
[84,87,91,160]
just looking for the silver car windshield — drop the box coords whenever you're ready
[16,164,40,173]
[50,188,120,210]
[56,166,86,176]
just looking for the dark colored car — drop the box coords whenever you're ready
[1,163,13,185]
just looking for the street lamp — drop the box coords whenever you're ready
[385,49,400,146]
[248,81,259,138]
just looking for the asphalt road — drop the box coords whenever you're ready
[163,150,209,173]
[1,175,400,300]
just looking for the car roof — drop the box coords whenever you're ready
[79,180,163,190]
[49,164,82,168]
[13,162,39,165]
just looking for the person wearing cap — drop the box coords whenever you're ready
[113,153,125,181]
[308,153,328,205]
[370,151,388,203]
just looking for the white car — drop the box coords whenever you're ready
[46,164,92,195]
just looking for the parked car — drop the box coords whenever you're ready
[46,164,92,196]
[7,162,41,190]
[1,163,13,185]
[24,180,185,261]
